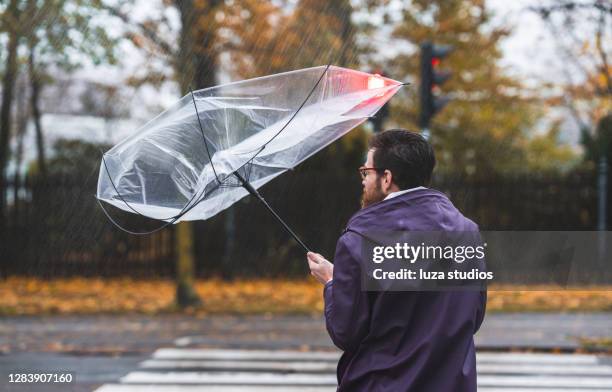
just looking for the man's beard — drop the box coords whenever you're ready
[360,179,385,208]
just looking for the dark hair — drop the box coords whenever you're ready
[369,129,436,189]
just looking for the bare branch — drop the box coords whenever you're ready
[595,8,612,95]
[101,3,176,58]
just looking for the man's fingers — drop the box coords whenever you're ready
[307,252,321,264]
[310,252,328,261]
[307,258,319,270]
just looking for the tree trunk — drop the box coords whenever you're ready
[175,219,202,306]
[28,46,47,178]
[334,0,355,67]
[176,0,220,92]
[172,0,221,308]
[13,76,29,225]
[0,0,21,229]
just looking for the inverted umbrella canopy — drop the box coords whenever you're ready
[97,65,403,232]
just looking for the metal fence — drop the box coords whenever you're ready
[0,167,604,278]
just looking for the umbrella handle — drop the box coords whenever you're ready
[233,171,311,253]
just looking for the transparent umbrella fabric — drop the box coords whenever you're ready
[97,66,402,222]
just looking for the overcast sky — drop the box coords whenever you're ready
[489,0,560,83]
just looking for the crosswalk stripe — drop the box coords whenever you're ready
[153,348,601,365]
[120,371,612,388]
[478,389,612,392]
[96,386,333,392]
[139,359,612,376]
[476,363,612,375]
[475,352,599,364]
[478,375,612,388]
[121,371,338,385]
[96,386,612,392]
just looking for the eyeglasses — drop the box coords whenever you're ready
[359,166,385,179]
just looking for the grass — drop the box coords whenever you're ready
[0,277,611,316]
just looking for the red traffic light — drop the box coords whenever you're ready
[419,41,454,129]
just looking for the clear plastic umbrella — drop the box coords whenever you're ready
[97,65,404,250]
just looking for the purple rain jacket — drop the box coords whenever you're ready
[323,188,487,392]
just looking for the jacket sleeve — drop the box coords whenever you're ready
[323,231,371,352]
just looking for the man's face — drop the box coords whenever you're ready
[360,149,385,208]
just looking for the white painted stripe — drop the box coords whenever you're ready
[96,385,612,392]
[121,370,612,388]
[140,359,612,376]
[95,386,612,392]
[479,389,612,392]
[477,363,612,376]
[478,375,612,388]
[476,352,599,364]
[121,371,338,385]
[140,359,337,372]
[152,349,340,362]
[154,349,602,365]
[95,385,334,392]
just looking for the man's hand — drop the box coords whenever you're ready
[307,252,334,284]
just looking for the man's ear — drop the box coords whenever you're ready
[382,169,393,191]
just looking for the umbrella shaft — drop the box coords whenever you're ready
[234,172,311,253]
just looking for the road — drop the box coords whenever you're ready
[0,313,610,391]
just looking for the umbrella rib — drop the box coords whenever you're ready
[189,87,221,182]
[250,64,331,161]
[96,86,229,229]
[97,151,222,234]
[188,68,327,253]
[96,178,224,235]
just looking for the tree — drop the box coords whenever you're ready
[105,0,242,306]
[583,114,612,164]
[0,0,21,228]
[0,0,118,229]
[388,0,572,175]
[104,0,371,284]
[236,0,359,76]
[47,138,112,176]
[230,0,369,264]
[524,124,577,172]
[529,1,611,162]
[25,0,118,175]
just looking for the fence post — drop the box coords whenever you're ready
[598,155,608,231]
[598,156,608,269]
[223,207,236,279]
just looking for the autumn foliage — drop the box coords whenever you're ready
[1,277,611,316]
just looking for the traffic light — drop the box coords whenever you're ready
[419,41,453,132]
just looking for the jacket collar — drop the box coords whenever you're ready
[346,188,448,229]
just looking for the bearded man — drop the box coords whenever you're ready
[307,129,487,392]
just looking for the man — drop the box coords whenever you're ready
[307,129,486,391]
